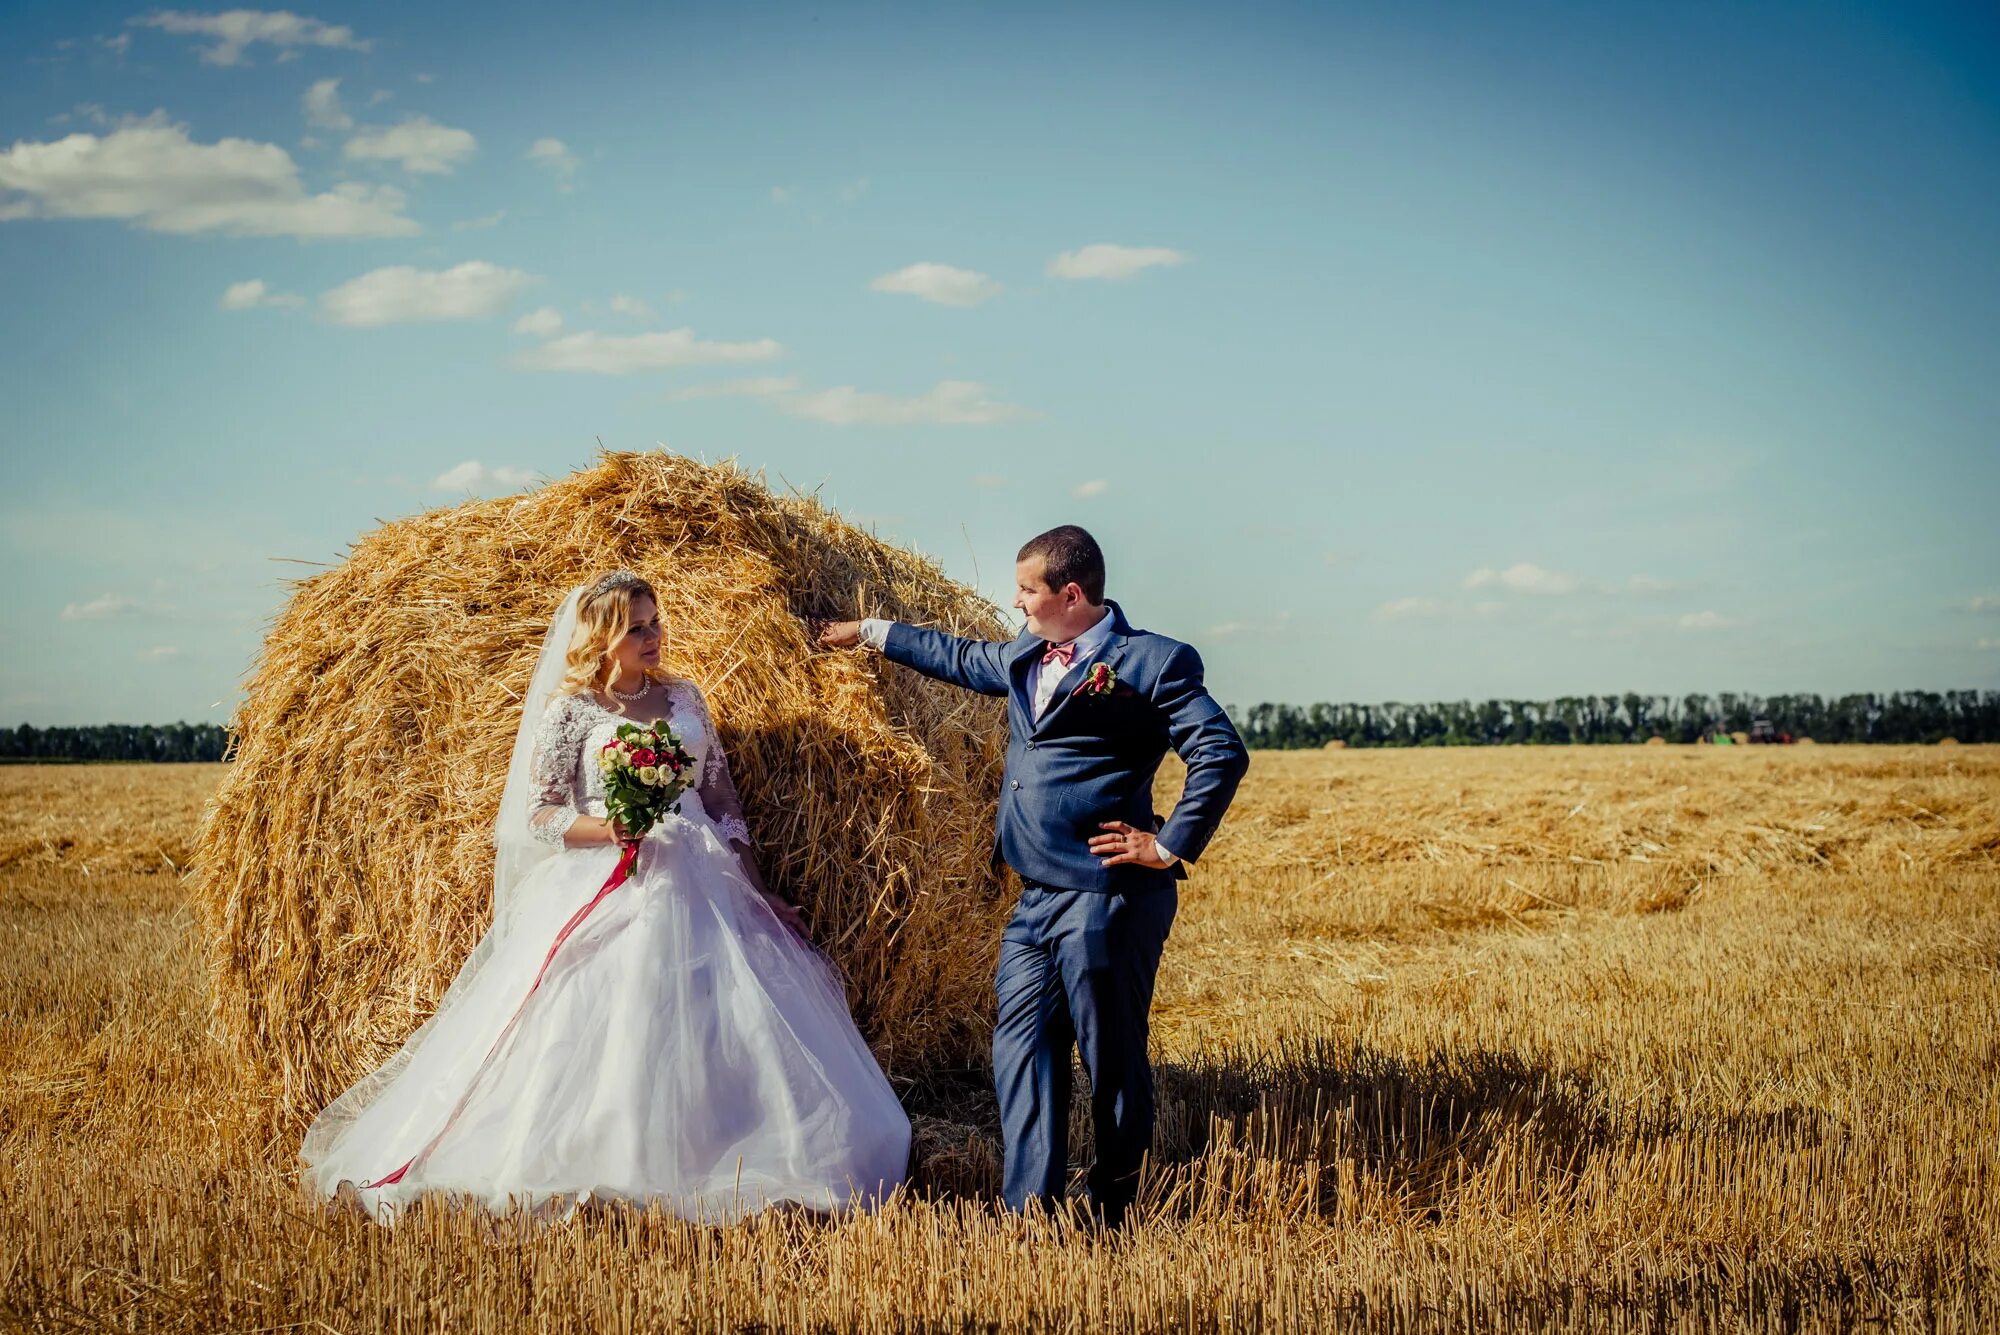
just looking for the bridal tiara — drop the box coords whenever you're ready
[586,568,647,599]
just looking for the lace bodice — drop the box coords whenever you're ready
[525,677,754,850]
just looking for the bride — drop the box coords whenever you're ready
[299,569,912,1226]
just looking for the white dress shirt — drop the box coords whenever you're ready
[857,611,1180,865]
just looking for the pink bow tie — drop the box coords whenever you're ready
[1041,640,1076,668]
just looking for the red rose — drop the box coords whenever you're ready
[631,748,656,767]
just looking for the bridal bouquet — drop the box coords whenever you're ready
[598,721,698,842]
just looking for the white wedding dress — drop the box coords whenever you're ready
[299,675,911,1226]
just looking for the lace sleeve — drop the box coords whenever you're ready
[526,692,585,847]
[685,683,753,848]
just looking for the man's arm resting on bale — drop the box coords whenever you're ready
[860,617,1012,697]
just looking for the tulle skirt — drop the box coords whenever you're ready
[298,810,911,1227]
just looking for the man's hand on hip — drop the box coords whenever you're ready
[1090,820,1174,870]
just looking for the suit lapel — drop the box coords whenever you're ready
[1007,636,1041,729]
[1030,602,1133,737]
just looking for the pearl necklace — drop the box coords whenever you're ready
[608,672,652,701]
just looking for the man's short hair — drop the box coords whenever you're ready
[1018,525,1106,603]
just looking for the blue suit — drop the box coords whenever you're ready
[881,599,1249,1222]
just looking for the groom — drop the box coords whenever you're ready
[819,524,1249,1227]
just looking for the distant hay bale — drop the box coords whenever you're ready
[1796,737,1815,745]
[1322,739,1347,750]
[1729,731,1751,746]
[1645,736,1667,746]
[191,450,1013,1127]
[1940,737,1961,746]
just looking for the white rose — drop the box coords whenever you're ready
[640,765,660,784]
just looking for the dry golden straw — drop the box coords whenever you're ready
[189,450,1015,1128]
[3,749,1996,1329]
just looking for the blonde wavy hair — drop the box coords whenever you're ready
[557,570,673,699]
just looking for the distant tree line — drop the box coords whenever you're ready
[5,690,1996,760]
[1227,691,1999,749]
[2,722,230,762]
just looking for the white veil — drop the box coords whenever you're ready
[492,586,583,922]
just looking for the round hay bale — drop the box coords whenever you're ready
[1939,737,1960,746]
[1644,735,1667,746]
[1322,739,1347,750]
[192,450,1013,1127]
[1795,736,1815,745]
[1729,730,1751,746]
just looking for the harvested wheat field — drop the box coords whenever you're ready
[3,746,1997,1331]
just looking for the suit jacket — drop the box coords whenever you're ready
[882,598,1250,894]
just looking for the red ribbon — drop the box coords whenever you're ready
[357,838,644,1192]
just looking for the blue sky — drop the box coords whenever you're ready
[2,1,1996,726]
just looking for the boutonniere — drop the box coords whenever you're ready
[1070,663,1136,699]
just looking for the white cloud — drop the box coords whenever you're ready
[1962,593,2000,614]
[1376,595,1504,623]
[452,207,505,230]
[1978,638,2000,651]
[60,592,138,621]
[433,461,537,493]
[869,262,1001,308]
[609,293,654,320]
[219,278,303,309]
[527,137,577,190]
[650,372,1028,426]
[343,115,476,175]
[139,645,179,660]
[510,305,562,336]
[0,119,417,238]
[1209,613,1295,639]
[779,380,1031,427]
[100,32,133,58]
[303,77,350,130]
[320,261,536,326]
[1046,243,1189,281]
[514,328,784,374]
[973,473,1007,489]
[1624,574,1683,594]
[664,375,802,401]
[1369,597,1504,623]
[1678,610,1744,631]
[1372,596,1442,621]
[131,9,371,66]
[47,105,101,129]
[1072,479,1108,498]
[1463,562,1580,595]
[768,180,868,212]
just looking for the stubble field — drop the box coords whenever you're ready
[2,746,1996,1331]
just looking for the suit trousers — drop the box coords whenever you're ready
[992,876,1178,1222]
